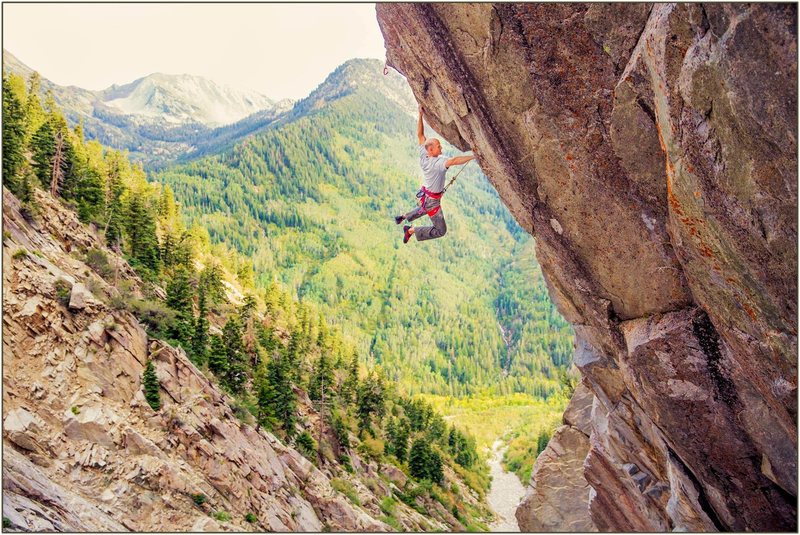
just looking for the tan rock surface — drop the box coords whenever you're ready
[377,3,797,531]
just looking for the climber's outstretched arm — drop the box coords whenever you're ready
[417,106,426,145]
[445,154,475,169]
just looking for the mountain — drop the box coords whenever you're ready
[2,49,289,167]
[154,57,574,399]
[289,58,417,119]
[1,82,495,531]
[99,72,278,126]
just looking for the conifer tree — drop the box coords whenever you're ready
[104,152,126,247]
[125,193,160,274]
[200,263,226,304]
[309,351,333,402]
[30,120,55,188]
[342,351,359,405]
[285,327,304,382]
[208,334,228,377]
[267,355,296,436]
[408,438,429,480]
[142,359,161,411]
[222,317,247,393]
[23,72,46,144]
[356,370,386,435]
[255,364,275,429]
[393,419,410,462]
[191,285,209,365]
[3,72,27,193]
[166,265,194,346]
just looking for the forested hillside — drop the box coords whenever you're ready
[3,66,498,531]
[154,59,575,398]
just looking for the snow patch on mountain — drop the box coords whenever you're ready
[102,73,275,126]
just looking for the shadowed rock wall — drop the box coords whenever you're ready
[377,3,797,531]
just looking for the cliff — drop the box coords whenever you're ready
[1,187,486,531]
[377,3,797,531]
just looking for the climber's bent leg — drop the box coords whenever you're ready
[414,199,447,241]
[403,205,427,223]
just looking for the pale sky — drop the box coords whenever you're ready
[2,3,387,100]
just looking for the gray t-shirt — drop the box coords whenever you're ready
[419,145,447,193]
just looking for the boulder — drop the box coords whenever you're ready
[516,425,596,532]
[68,282,102,311]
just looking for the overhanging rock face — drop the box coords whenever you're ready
[377,3,797,530]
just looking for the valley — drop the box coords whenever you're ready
[2,46,574,532]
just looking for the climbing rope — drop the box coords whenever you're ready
[442,158,473,193]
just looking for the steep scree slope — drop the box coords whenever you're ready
[377,3,797,531]
[1,187,388,532]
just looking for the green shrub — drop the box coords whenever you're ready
[109,279,135,311]
[211,511,230,522]
[358,436,384,460]
[2,516,11,528]
[85,248,115,279]
[339,454,354,473]
[71,406,80,415]
[54,278,72,306]
[379,496,397,516]
[380,515,402,531]
[295,431,317,459]
[12,248,27,260]
[231,399,254,425]
[128,298,177,338]
[2,231,10,242]
[192,493,207,506]
[245,513,257,523]
[331,478,360,506]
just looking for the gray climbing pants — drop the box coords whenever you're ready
[404,196,447,241]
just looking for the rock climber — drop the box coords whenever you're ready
[395,106,475,243]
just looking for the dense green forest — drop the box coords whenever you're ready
[154,59,575,399]
[3,68,499,529]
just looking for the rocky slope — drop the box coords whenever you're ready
[377,3,797,531]
[1,187,485,531]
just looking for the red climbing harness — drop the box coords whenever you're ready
[417,186,443,217]
[413,159,474,218]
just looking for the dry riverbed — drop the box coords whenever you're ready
[487,440,526,532]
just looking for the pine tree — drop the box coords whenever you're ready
[103,152,126,247]
[393,419,409,462]
[408,438,430,480]
[342,351,359,405]
[309,351,333,402]
[125,193,160,275]
[255,364,275,429]
[356,370,386,435]
[30,120,55,188]
[208,334,228,377]
[23,72,46,145]
[285,327,303,382]
[267,355,296,436]
[166,265,194,346]
[222,317,247,393]
[142,359,161,411]
[428,450,444,484]
[200,263,226,304]
[191,285,209,365]
[3,72,27,193]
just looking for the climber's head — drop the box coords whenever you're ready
[424,138,442,157]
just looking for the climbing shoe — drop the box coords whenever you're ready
[394,214,405,225]
[403,225,413,244]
